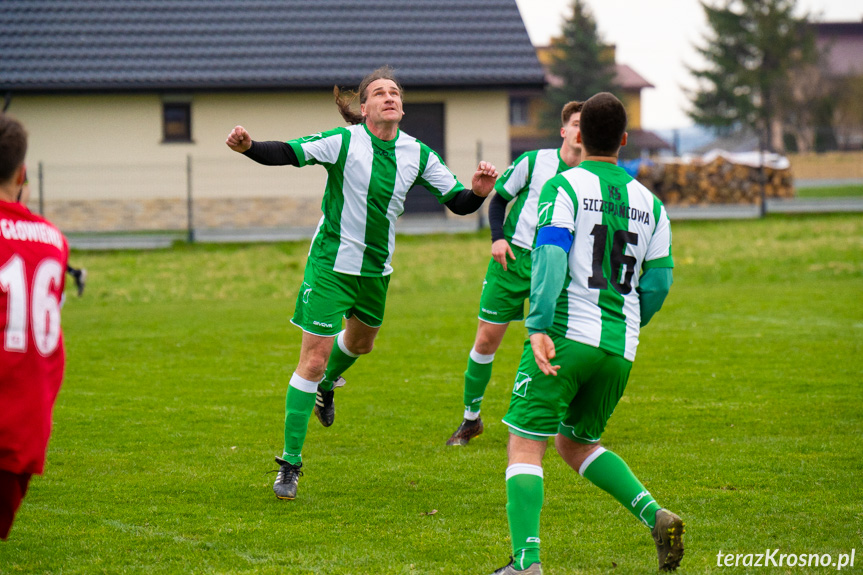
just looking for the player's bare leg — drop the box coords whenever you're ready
[342,315,379,354]
[296,332,334,381]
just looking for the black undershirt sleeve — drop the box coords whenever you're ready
[487,192,508,242]
[242,140,300,166]
[444,188,486,215]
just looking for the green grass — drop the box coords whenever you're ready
[1,214,861,574]
[795,184,863,199]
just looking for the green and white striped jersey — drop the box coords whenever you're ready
[495,149,570,250]
[287,124,465,276]
[537,160,674,361]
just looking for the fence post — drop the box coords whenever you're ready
[186,154,195,243]
[38,161,44,216]
[759,132,767,218]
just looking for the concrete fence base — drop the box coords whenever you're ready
[38,196,325,233]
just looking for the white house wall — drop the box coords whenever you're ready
[8,91,509,232]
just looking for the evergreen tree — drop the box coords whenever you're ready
[687,0,817,152]
[542,0,618,134]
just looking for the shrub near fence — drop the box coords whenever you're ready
[637,156,795,205]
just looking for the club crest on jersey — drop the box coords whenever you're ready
[513,372,532,398]
[302,282,312,304]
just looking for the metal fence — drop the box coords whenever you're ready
[25,149,863,249]
[29,141,511,241]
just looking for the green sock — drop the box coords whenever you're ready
[506,464,544,569]
[463,350,494,415]
[580,448,662,528]
[281,373,320,465]
[321,331,359,391]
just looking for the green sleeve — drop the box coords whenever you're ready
[637,267,673,327]
[525,244,568,335]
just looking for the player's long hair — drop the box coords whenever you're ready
[334,66,403,125]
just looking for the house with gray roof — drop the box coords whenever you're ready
[814,21,863,150]
[0,0,544,232]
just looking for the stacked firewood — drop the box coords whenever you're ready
[636,156,795,205]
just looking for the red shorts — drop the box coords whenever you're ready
[0,470,32,540]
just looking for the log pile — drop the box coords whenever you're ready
[636,156,795,205]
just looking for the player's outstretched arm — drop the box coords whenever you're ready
[228,134,300,167]
[226,125,252,153]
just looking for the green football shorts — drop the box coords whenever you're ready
[291,260,390,336]
[478,244,532,324]
[502,336,633,443]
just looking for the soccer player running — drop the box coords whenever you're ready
[225,66,499,500]
[489,93,683,574]
[0,113,69,540]
[447,101,583,446]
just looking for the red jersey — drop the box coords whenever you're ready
[0,201,68,475]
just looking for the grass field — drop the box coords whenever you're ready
[1,213,861,574]
[796,184,863,199]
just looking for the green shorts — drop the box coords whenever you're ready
[478,244,532,324]
[502,336,632,443]
[291,260,390,336]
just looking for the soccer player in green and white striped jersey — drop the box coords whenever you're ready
[488,93,684,575]
[226,67,499,500]
[446,102,583,446]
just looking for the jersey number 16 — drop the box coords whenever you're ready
[588,224,639,295]
[0,255,63,355]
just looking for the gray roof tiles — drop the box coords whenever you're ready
[1,0,545,92]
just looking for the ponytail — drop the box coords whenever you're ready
[333,86,364,125]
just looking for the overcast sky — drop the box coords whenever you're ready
[514,0,863,130]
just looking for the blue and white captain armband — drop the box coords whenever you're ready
[535,226,573,252]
